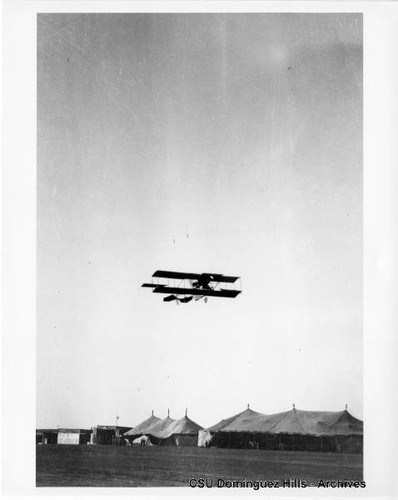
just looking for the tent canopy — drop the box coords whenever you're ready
[216,408,362,436]
[167,415,203,436]
[147,416,176,439]
[320,409,363,436]
[124,411,204,443]
[207,407,264,432]
[124,412,161,436]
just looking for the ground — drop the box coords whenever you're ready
[36,445,363,488]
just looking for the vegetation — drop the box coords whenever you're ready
[36,445,363,487]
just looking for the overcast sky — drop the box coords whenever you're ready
[37,13,362,429]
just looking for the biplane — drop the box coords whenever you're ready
[142,270,242,303]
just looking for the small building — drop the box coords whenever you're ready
[57,428,92,445]
[91,425,133,445]
[36,428,92,445]
[36,429,58,445]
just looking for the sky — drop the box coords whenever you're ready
[37,13,362,429]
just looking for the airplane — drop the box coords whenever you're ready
[142,270,242,303]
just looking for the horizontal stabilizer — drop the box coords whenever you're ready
[163,295,177,302]
[179,296,193,303]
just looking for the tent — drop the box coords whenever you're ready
[200,407,363,453]
[317,408,363,453]
[164,414,203,446]
[127,410,203,446]
[132,434,154,446]
[146,412,177,444]
[124,411,161,439]
[320,409,363,436]
[198,406,264,447]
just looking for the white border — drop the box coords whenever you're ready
[2,1,398,498]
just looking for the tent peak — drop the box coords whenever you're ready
[293,403,295,409]
[247,403,249,409]
[185,408,188,417]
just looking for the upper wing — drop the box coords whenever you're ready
[201,273,240,283]
[153,270,202,280]
[153,270,240,283]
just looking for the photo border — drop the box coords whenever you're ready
[3,1,398,497]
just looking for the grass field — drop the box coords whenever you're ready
[36,445,363,487]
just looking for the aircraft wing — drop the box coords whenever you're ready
[152,286,241,298]
[153,270,240,283]
[152,270,202,280]
[201,273,240,283]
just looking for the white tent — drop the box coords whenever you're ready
[132,434,153,446]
